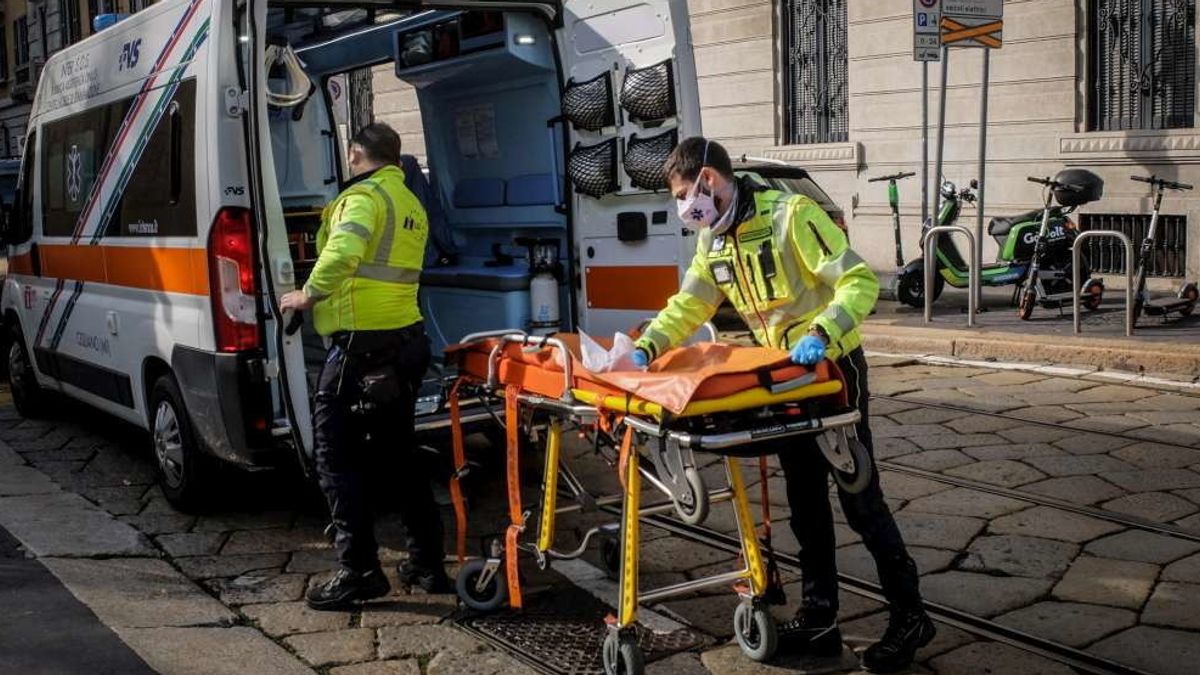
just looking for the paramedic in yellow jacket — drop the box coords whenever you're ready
[280,123,450,610]
[633,138,934,672]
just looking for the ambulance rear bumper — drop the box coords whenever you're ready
[172,346,281,467]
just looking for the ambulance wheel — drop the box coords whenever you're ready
[674,467,709,526]
[456,559,508,612]
[832,437,873,495]
[733,603,778,663]
[151,375,212,511]
[7,325,49,418]
[602,631,644,675]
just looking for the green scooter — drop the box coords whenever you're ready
[896,177,1105,312]
[868,171,916,300]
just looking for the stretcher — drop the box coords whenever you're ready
[443,330,871,675]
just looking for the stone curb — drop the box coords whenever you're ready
[861,324,1200,381]
[0,438,316,675]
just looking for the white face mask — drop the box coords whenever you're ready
[676,178,719,228]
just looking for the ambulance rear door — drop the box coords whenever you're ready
[557,0,701,336]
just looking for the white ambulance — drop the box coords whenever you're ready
[0,0,702,507]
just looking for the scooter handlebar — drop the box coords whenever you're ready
[868,171,916,183]
[1131,174,1193,191]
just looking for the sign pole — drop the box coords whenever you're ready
[974,49,990,312]
[933,45,948,227]
[922,61,929,226]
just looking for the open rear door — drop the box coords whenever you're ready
[557,0,701,335]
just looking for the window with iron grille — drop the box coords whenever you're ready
[1089,0,1195,131]
[60,0,81,46]
[1080,213,1188,277]
[782,0,848,145]
[0,22,8,83]
[14,16,29,67]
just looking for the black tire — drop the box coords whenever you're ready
[602,631,644,675]
[896,264,945,309]
[1082,280,1104,312]
[600,534,621,580]
[733,603,778,663]
[8,325,49,418]
[831,437,874,494]
[1179,283,1198,317]
[673,466,709,526]
[150,375,213,511]
[456,558,508,612]
[1018,288,1037,321]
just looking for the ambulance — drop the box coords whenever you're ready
[0,0,703,507]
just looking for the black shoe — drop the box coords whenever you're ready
[862,608,936,673]
[305,568,391,611]
[777,609,843,657]
[398,559,453,594]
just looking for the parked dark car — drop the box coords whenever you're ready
[734,157,846,230]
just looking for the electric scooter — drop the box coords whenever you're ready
[1017,170,1106,320]
[1129,174,1198,323]
[895,178,1105,311]
[868,171,915,300]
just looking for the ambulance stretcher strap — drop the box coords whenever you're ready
[617,422,635,491]
[447,380,469,563]
[504,385,524,609]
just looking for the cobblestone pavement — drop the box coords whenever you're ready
[2,356,1199,674]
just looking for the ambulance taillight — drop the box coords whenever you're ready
[208,207,261,352]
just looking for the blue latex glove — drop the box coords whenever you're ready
[790,335,826,366]
[631,348,651,369]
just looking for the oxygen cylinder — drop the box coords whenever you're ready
[529,273,560,335]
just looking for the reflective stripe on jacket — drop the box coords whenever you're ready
[635,185,878,361]
[304,165,429,335]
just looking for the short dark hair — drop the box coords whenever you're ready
[663,136,734,184]
[351,123,402,166]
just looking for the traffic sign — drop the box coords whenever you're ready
[941,0,1003,48]
[913,0,941,61]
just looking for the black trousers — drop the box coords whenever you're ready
[313,323,444,573]
[778,347,922,614]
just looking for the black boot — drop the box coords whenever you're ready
[398,559,453,594]
[305,568,391,611]
[777,609,843,657]
[862,608,936,673]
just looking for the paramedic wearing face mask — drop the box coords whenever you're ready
[632,138,934,672]
[280,123,450,610]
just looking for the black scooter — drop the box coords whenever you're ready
[1129,175,1198,322]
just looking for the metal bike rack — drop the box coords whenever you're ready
[922,225,978,327]
[1072,230,1134,337]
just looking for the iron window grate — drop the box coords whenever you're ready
[1089,0,1196,131]
[1080,213,1188,277]
[782,0,848,145]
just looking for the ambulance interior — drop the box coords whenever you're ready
[263,7,574,381]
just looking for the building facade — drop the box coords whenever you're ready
[0,0,130,158]
[377,0,1199,283]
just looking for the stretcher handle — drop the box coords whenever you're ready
[488,333,575,402]
[635,319,719,345]
[765,371,818,395]
[459,328,527,345]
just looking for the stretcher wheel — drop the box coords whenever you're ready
[733,602,777,662]
[673,467,709,526]
[456,559,508,612]
[600,534,621,580]
[602,631,644,675]
[831,437,873,495]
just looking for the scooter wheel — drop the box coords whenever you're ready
[1018,289,1037,321]
[1082,279,1104,311]
[1179,283,1198,317]
[456,559,508,612]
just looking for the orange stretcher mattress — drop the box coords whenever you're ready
[446,334,843,415]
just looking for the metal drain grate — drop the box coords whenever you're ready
[458,589,707,675]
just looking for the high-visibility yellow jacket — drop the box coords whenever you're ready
[303,165,429,336]
[636,181,878,361]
